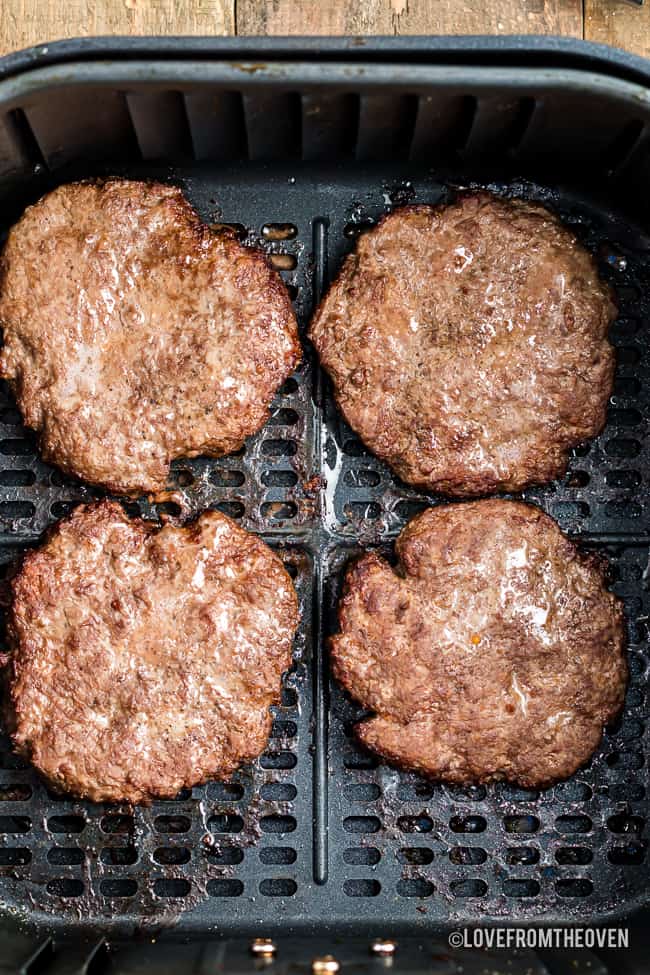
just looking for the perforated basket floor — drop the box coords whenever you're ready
[0,162,648,939]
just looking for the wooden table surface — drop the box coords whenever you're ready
[0,1,648,61]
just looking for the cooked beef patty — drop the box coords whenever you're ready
[3,500,299,803]
[310,192,616,495]
[0,179,300,496]
[332,500,627,787]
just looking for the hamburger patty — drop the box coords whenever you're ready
[332,500,627,787]
[0,179,300,496]
[3,500,299,803]
[310,192,617,495]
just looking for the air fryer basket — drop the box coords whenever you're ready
[0,36,648,961]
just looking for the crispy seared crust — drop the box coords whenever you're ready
[0,179,301,496]
[309,193,617,496]
[3,500,299,803]
[331,500,627,788]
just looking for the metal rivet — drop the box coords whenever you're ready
[371,940,397,956]
[312,956,340,975]
[251,939,276,958]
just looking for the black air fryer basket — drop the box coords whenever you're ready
[0,36,649,974]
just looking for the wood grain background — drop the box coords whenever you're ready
[0,1,647,59]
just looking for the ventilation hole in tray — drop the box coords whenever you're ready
[207,782,244,801]
[175,469,194,487]
[0,438,35,456]
[606,500,642,519]
[209,469,245,487]
[278,377,299,396]
[345,847,381,866]
[450,847,487,866]
[260,814,296,834]
[344,219,375,240]
[552,501,590,521]
[0,501,35,520]
[215,501,245,519]
[556,878,593,897]
[0,407,22,425]
[48,815,85,834]
[394,500,430,521]
[260,782,297,801]
[0,754,27,770]
[101,846,138,866]
[343,469,381,488]
[610,783,645,802]
[262,223,298,241]
[343,439,368,457]
[344,783,380,801]
[262,469,298,487]
[260,878,297,897]
[503,879,540,898]
[207,878,243,897]
[566,470,590,488]
[397,782,434,801]
[448,784,488,801]
[610,318,641,340]
[206,846,243,865]
[261,501,297,521]
[397,878,433,898]
[210,222,247,239]
[101,879,138,899]
[269,408,299,426]
[153,878,190,898]
[209,814,244,834]
[47,879,84,898]
[0,470,35,487]
[344,501,381,521]
[556,846,592,865]
[450,879,487,898]
[606,750,644,769]
[50,501,75,519]
[343,879,381,897]
[49,470,71,486]
[504,815,539,834]
[269,253,297,272]
[571,442,591,458]
[556,815,593,834]
[344,816,381,834]
[154,815,191,833]
[398,815,433,834]
[259,847,296,865]
[261,439,297,458]
[607,813,645,834]
[398,847,433,865]
[605,468,642,489]
[344,753,379,770]
[614,376,640,396]
[0,784,31,801]
[281,687,297,708]
[260,751,297,770]
[450,816,486,834]
[0,847,30,865]
[609,843,646,864]
[609,407,643,427]
[504,846,539,865]
[100,814,133,834]
[156,501,182,518]
[47,847,84,866]
[617,346,641,365]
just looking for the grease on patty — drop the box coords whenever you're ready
[310,192,616,495]
[332,500,627,788]
[3,501,299,803]
[0,179,300,496]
